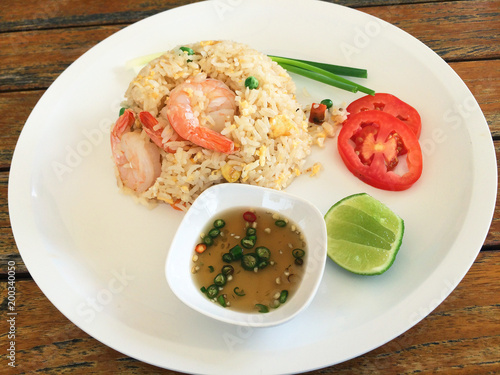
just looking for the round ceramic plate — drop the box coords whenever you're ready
[8,0,497,374]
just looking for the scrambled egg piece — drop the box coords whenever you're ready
[257,145,267,166]
[306,162,322,177]
[269,115,297,138]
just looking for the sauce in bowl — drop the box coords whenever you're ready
[191,207,307,313]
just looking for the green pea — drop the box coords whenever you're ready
[245,76,259,89]
[320,99,333,109]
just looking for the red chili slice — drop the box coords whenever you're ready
[347,93,422,138]
[243,211,257,222]
[195,243,207,253]
[338,110,423,191]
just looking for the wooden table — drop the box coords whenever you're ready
[1,0,499,373]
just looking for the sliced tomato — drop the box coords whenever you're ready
[338,110,423,191]
[347,93,422,138]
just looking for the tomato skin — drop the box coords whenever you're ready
[338,110,423,191]
[347,93,422,138]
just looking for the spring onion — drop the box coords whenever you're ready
[269,55,367,78]
[269,55,374,96]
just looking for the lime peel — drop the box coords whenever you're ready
[325,193,404,275]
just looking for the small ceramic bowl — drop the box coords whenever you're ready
[165,184,327,327]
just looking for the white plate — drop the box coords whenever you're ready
[8,0,497,374]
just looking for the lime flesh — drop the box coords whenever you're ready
[324,193,404,275]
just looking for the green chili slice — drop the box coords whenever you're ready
[214,273,227,286]
[229,245,243,260]
[275,219,287,227]
[203,236,213,246]
[279,290,288,304]
[292,248,305,258]
[206,284,219,299]
[221,265,234,276]
[208,228,220,238]
[217,295,227,307]
[241,235,256,249]
[256,246,271,261]
[234,287,246,296]
[257,260,268,269]
[241,253,258,271]
[222,253,233,263]
[208,265,214,273]
[246,227,257,236]
[213,219,225,228]
[255,304,269,313]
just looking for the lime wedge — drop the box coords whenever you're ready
[324,193,404,275]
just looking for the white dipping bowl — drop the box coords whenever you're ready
[166,183,327,327]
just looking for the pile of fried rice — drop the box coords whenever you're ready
[117,40,347,211]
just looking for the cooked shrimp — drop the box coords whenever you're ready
[166,78,236,154]
[110,109,162,193]
[139,111,183,153]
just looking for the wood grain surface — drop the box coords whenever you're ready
[1,0,499,374]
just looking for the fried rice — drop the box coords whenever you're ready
[115,40,346,210]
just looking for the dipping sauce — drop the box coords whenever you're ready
[191,207,307,313]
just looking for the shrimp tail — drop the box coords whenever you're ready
[190,126,235,154]
[111,109,135,164]
[139,111,164,149]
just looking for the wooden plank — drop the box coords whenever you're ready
[0,91,43,169]
[450,60,500,138]
[1,250,498,373]
[0,25,123,91]
[0,0,449,32]
[0,0,201,32]
[357,0,500,61]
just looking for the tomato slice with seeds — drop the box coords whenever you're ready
[347,93,422,138]
[338,110,423,191]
